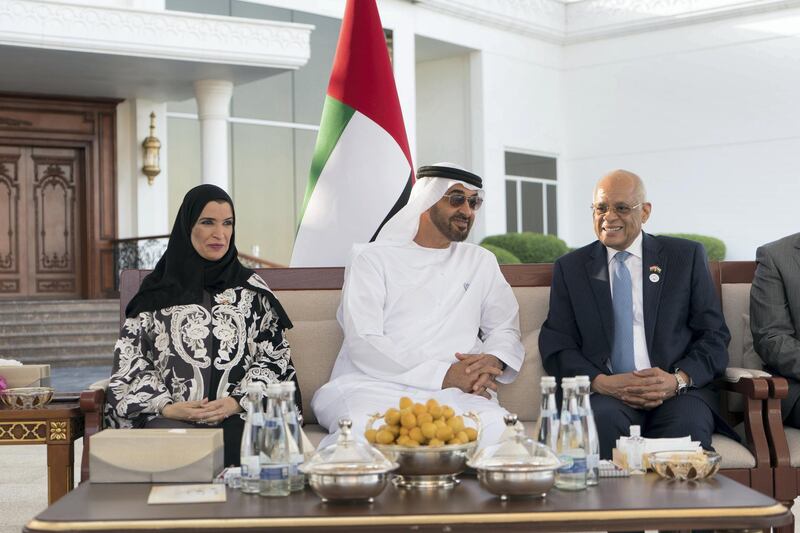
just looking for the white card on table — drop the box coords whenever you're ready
[147,483,227,504]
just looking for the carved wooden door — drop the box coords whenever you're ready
[0,146,83,299]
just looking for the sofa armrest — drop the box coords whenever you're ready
[79,388,106,483]
[763,376,791,466]
[760,376,797,502]
[724,366,772,383]
[719,375,770,469]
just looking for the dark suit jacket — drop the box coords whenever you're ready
[539,233,731,425]
[750,232,800,414]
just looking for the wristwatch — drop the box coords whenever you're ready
[674,371,689,395]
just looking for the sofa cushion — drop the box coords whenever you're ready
[285,319,342,425]
[498,329,543,422]
[721,283,752,369]
[741,313,764,372]
[274,289,343,425]
[512,286,550,338]
[304,424,329,449]
[713,433,756,469]
[274,289,342,322]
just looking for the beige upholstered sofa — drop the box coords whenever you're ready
[79,264,773,498]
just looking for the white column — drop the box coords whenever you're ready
[194,79,233,191]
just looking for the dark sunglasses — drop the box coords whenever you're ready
[442,193,483,211]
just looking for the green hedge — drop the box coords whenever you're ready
[480,232,569,263]
[660,233,726,261]
[481,244,521,264]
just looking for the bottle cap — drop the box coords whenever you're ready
[280,381,296,393]
[246,383,261,395]
[266,383,282,395]
[575,375,590,385]
[630,425,641,438]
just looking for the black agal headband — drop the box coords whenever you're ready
[417,165,483,189]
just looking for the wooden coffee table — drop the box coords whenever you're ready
[25,473,791,532]
[0,398,84,504]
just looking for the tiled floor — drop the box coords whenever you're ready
[0,440,82,533]
[1,442,798,532]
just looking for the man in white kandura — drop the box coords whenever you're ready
[312,163,524,448]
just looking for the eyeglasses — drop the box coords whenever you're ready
[443,193,484,211]
[591,203,642,216]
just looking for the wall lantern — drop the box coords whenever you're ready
[142,112,161,185]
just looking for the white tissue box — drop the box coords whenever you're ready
[0,364,50,388]
[90,428,224,483]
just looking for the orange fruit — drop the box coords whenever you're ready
[464,427,478,442]
[384,408,401,426]
[400,412,417,429]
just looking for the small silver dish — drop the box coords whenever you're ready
[474,462,560,499]
[468,414,562,499]
[0,386,54,410]
[304,463,396,503]
[301,419,398,503]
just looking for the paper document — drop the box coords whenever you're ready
[147,484,226,504]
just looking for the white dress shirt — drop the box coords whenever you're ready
[606,232,652,370]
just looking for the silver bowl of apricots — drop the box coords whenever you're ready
[365,397,480,489]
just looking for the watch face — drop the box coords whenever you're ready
[675,373,687,394]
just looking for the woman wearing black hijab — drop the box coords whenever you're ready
[105,184,300,466]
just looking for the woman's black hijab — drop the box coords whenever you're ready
[125,184,291,330]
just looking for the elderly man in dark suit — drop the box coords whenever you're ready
[539,169,731,459]
[751,233,800,427]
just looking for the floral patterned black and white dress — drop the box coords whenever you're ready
[105,274,299,428]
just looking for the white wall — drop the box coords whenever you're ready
[563,8,800,259]
[416,55,471,169]
[116,99,170,238]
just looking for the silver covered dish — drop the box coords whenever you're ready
[300,419,397,503]
[468,414,562,499]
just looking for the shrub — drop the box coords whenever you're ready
[481,244,521,264]
[480,233,569,263]
[660,233,726,261]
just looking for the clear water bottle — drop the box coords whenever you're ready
[259,383,290,497]
[536,376,559,452]
[240,383,263,494]
[627,425,646,475]
[575,375,599,486]
[555,377,587,490]
[279,381,305,492]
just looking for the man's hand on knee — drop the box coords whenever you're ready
[442,353,502,398]
[442,358,479,394]
[592,373,665,410]
[628,368,679,404]
[593,368,683,410]
[457,353,502,397]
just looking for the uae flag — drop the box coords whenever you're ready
[290,0,414,267]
